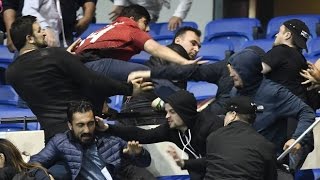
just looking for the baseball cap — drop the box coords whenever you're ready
[225,96,257,114]
[283,19,310,50]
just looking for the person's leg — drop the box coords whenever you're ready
[85,58,150,82]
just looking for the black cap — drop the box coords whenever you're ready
[226,96,257,114]
[283,19,310,50]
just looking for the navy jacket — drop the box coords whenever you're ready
[29,131,151,180]
[229,49,315,153]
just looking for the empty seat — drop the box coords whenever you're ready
[0,45,14,68]
[266,15,320,39]
[197,42,234,62]
[240,39,274,52]
[204,18,261,50]
[79,23,108,39]
[0,85,18,106]
[150,21,198,42]
[130,51,151,64]
[108,95,124,112]
[187,81,217,101]
[306,37,320,58]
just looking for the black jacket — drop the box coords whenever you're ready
[6,48,133,141]
[108,90,224,180]
[150,59,233,115]
[205,121,277,180]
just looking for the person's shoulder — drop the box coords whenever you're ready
[49,132,69,145]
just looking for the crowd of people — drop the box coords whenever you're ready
[0,1,320,180]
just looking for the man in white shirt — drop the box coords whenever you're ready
[109,0,192,30]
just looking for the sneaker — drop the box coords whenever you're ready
[151,97,165,111]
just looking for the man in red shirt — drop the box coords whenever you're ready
[75,4,200,81]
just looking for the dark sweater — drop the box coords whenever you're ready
[6,47,133,141]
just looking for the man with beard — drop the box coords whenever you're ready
[100,90,224,179]
[29,100,151,180]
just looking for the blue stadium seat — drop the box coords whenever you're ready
[197,42,234,62]
[108,95,124,112]
[79,23,108,39]
[150,21,198,42]
[305,37,320,58]
[0,104,36,119]
[266,15,320,39]
[0,45,14,68]
[187,81,217,101]
[0,85,18,106]
[130,51,151,64]
[203,18,261,50]
[240,39,274,52]
[0,124,25,132]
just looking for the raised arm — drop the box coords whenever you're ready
[144,39,198,65]
[74,1,96,37]
[107,124,169,144]
[2,0,18,52]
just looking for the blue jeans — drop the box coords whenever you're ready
[85,58,150,82]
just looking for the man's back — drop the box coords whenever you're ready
[205,121,277,180]
[75,17,151,61]
[6,47,133,141]
[252,78,315,152]
[6,48,84,139]
[263,45,308,100]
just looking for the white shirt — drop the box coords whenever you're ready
[114,0,193,20]
[22,0,62,46]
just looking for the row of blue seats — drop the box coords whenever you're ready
[79,14,320,50]
[130,37,320,64]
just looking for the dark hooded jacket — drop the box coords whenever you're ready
[107,90,224,180]
[229,49,315,153]
[118,44,191,126]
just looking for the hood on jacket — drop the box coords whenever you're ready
[228,46,264,95]
[164,90,198,128]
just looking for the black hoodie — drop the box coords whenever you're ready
[228,48,264,96]
[108,90,224,180]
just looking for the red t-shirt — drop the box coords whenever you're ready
[75,17,152,61]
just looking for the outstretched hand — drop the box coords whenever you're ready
[182,56,208,65]
[167,145,185,168]
[131,78,154,96]
[300,62,320,90]
[123,141,143,155]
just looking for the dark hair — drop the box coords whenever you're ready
[67,100,94,123]
[119,4,151,24]
[237,114,256,124]
[0,167,18,180]
[0,139,48,174]
[10,15,37,51]
[173,26,201,42]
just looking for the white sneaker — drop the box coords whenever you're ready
[151,97,165,111]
